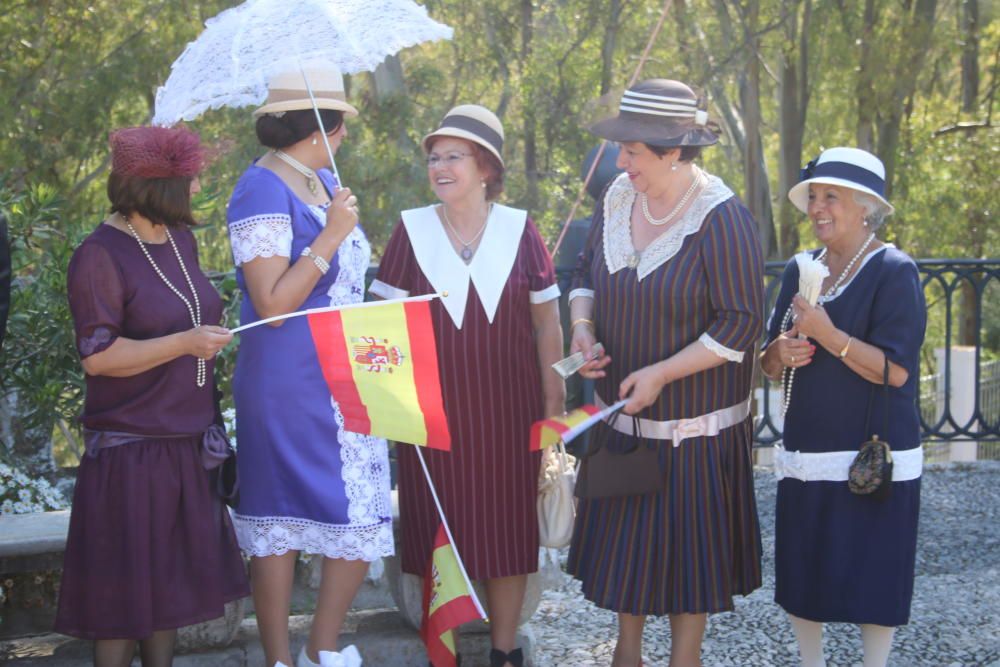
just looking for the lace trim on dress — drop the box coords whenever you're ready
[327,226,370,305]
[602,172,735,281]
[229,213,293,266]
[78,326,114,357]
[232,513,393,561]
[699,332,745,363]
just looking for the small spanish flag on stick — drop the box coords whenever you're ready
[529,400,627,451]
[412,447,487,667]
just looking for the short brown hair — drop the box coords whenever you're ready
[426,137,505,201]
[646,144,703,162]
[107,172,197,228]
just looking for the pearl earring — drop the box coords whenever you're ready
[481,181,486,188]
[671,162,678,171]
[863,219,869,227]
[312,136,318,145]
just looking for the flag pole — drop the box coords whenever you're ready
[228,293,443,334]
[413,447,488,619]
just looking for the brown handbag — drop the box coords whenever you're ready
[574,409,664,499]
[848,357,893,499]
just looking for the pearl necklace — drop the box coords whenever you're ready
[123,215,206,387]
[817,233,876,297]
[440,203,492,262]
[779,232,877,415]
[639,171,702,226]
[273,149,319,196]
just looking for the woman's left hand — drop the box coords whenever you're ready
[791,294,836,342]
[619,363,667,415]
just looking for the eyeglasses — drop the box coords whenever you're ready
[426,152,472,168]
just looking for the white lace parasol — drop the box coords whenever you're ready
[152,0,452,126]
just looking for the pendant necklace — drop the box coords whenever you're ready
[273,149,319,196]
[441,203,492,262]
[122,214,206,387]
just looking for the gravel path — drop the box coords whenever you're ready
[532,462,1000,667]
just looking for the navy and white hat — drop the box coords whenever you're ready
[422,104,505,168]
[589,79,719,148]
[789,147,894,215]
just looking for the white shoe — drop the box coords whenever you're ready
[296,647,320,667]
[275,662,290,667]
[319,645,362,667]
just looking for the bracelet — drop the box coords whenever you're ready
[301,246,330,275]
[838,335,853,359]
[571,318,595,331]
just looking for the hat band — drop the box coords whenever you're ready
[439,115,503,154]
[266,87,346,104]
[802,160,886,196]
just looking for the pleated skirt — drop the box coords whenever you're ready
[566,420,762,615]
[54,436,249,639]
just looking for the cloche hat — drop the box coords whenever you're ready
[788,147,894,216]
[254,65,358,118]
[589,79,719,148]
[422,104,505,168]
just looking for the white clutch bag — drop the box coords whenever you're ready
[537,439,577,549]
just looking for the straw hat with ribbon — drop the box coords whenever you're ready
[254,66,358,118]
[422,104,505,168]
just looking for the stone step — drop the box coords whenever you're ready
[0,608,536,667]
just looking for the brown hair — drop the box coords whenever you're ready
[426,137,505,201]
[107,172,197,228]
[646,144,703,162]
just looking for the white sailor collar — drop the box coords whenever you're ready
[602,171,734,280]
[401,203,527,329]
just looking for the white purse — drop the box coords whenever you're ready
[537,439,577,548]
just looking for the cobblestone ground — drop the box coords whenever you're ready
[532,463,1000,667]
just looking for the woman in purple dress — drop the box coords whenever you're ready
[226,67,390,667]
[569,80,764,667]
[55,126,249,666]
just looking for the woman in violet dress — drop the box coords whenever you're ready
[55,126,249,666]
[226,66,391,667]
[369,105,565,667]
[761,147,925,667]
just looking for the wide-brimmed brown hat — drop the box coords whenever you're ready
[590,79,718,147]
[422,104,505,168]
[253,65,358,118]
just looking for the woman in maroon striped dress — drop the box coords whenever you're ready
[369,105,564,667]
[567,80,764,667]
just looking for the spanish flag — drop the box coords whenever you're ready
[422,524,486,667]
[529,405,602,451]
[307,299,451,450]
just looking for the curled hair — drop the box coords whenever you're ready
[107,172,197,228]
[255,109,344,149]
[852,190,890,231]
[646,144,704,162]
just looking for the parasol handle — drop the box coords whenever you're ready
[298,60,342,189]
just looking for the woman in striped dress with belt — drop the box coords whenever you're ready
[568,79,765,667]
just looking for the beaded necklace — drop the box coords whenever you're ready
[122,215,206,387]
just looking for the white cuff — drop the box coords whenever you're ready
[699,333,744,363]
[368,279,409,300]
[568,288,595,303]
[529,283,561,304]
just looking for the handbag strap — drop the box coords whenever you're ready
[863,355,891,438]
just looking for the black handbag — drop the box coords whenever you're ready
[574,407,664,499]
[848,357,893,499]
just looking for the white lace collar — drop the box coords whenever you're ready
[602,171,734,280]
[401,203,527,329]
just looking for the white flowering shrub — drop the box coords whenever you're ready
[0,462,68,516]
[222,407,237,449]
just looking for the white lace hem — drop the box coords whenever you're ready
[229,213,293,266]
[232,513,394,561]
[602,171,735,280]
[699,332,744,363]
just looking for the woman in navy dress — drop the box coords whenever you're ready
[55,126,248,666]
[568,80,764,667]
[227,67,389,667]
[761,147,926,667]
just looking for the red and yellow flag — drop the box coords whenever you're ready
[421,524,485,667]
[307,300,451,450]
[530,405,602,451]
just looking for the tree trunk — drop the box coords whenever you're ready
[777,0,812,258]
[960,0,980,112]
[855,0,878,151]
[521,0,539,211]
[600,0,623,95]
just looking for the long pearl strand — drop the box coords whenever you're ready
[639,170,702,226]
[780,232,877,415]
[123,215,206,387]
